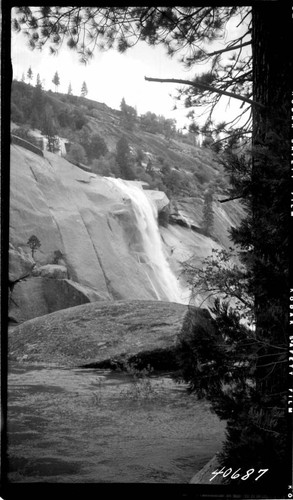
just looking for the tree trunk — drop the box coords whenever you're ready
[252,4,290,352]
[251,2,291,485]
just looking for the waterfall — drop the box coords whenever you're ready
[106,178,184,304]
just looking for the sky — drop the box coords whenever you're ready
[11,8,250,131]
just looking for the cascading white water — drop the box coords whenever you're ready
[106,177,184,303]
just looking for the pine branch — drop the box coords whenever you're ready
[144,76,265,109]
[218,195,245,203]
[203,40,251,58]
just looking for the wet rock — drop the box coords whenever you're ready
[8,300,207,368]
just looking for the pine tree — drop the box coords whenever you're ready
[120,97,137,131]
[41,104,59,152]
[21,73,25,83]
[30,72,44,129]
[115,136,135,180]
[27,66,33,84]
[52,71,60,92]
[27,235,41,259]
[67,82,73,95]
[80,81,88,97]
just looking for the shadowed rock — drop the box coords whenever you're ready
[9,277,105,323]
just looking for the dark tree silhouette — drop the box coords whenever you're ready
[27,235,41,259]
[27,66,33,84]
[52,71,60,92]
[80,81,88,97]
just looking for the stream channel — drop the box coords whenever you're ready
[7,362,226,483]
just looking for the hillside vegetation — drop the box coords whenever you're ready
[11,79,230,205]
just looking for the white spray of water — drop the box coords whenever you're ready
[106,178,184,303]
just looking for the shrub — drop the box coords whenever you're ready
[158,207,170,227]
[66,143,87,164]
[11,103,25,124]
[52,249,64,264]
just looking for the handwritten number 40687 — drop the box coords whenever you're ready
[210,467,269,482]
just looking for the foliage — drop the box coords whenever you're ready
[115,136,136,180]
[13,6,252,137]
[52,249,64,264]
[158,207,170,228]
[41,104,60,152]
[11,103,24,124]
[86,133,108,162]
[66,143,87,165]
[118,360,161,401]
[175,299,287,485]
[182,248,253,324]
[52,71,60,92]
[27,235,41,258]
[120,97,137,131]
[81,81,88,97]
[140,111,176,138]
[27,66,33,83]
[92,152,121,177]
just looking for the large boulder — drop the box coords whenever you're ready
[9,245,35,282]
[145,189,170,212]
[33,264,68,279]
[8,300,207,368]
[9,277,106,323]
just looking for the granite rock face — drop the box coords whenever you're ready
[8,300,207,368]
[9,144,244,321]
[8,277,104,323]
[9,146,174,309]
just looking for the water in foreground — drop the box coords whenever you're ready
[7,363,225,483]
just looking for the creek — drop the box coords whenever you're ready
[7,362,225,483]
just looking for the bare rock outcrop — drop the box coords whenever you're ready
[8,300,206,369]
[32,264,69,279]
[9,244,35,282]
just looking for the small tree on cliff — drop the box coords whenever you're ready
[27,235,41,259]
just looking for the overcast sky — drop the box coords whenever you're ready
[11,9,250,131]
